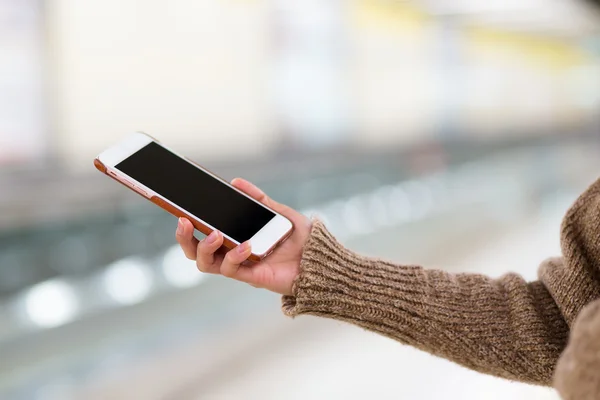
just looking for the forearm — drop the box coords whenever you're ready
[283,221,569,385]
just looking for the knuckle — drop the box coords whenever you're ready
[196,259,210,273]
[224,249,239,264]
[198,240,210,254]
[221,266,234,278]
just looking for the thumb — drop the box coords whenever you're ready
[231,178,301,223]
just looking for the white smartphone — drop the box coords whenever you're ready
[95,132,294,262]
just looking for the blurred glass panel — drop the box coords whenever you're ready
[0,0,45,165]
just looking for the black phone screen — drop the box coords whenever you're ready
[115,142,275,243]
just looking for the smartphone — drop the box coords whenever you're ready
[94,132,293,262]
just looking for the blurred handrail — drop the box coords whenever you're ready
[0,129,596,234]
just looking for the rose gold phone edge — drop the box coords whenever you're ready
[94,132,294,262]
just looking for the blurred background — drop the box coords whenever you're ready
[1,0,600,399]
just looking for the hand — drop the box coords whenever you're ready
[176,178,312,296]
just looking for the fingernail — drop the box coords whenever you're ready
[238,241,251,254]
[176,218,184,235]
[206,230,218,244]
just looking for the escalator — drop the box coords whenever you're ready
[0,135,598,399]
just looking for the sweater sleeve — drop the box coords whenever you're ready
[282,220,569,386]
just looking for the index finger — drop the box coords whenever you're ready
[176,218,199,260]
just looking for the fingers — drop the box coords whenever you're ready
[176,218,199,260]
[196,230,224,273]
[176,218,223,274]
[220,241,253,278]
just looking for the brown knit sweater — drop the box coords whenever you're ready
[283,176,600,390]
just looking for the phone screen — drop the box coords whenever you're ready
[115,142,275,242]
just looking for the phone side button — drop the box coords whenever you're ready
[121,179,146,197]
[134,187,151,198]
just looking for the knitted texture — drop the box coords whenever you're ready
[283,177,600,387]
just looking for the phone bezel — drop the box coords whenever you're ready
[96,132,293,258]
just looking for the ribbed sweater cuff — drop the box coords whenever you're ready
[282,219,346,317]
[282,219,420,319]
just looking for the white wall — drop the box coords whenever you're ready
[45,0,600,168]
[48,0,278,170]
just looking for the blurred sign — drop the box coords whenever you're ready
[0,0,45,164]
